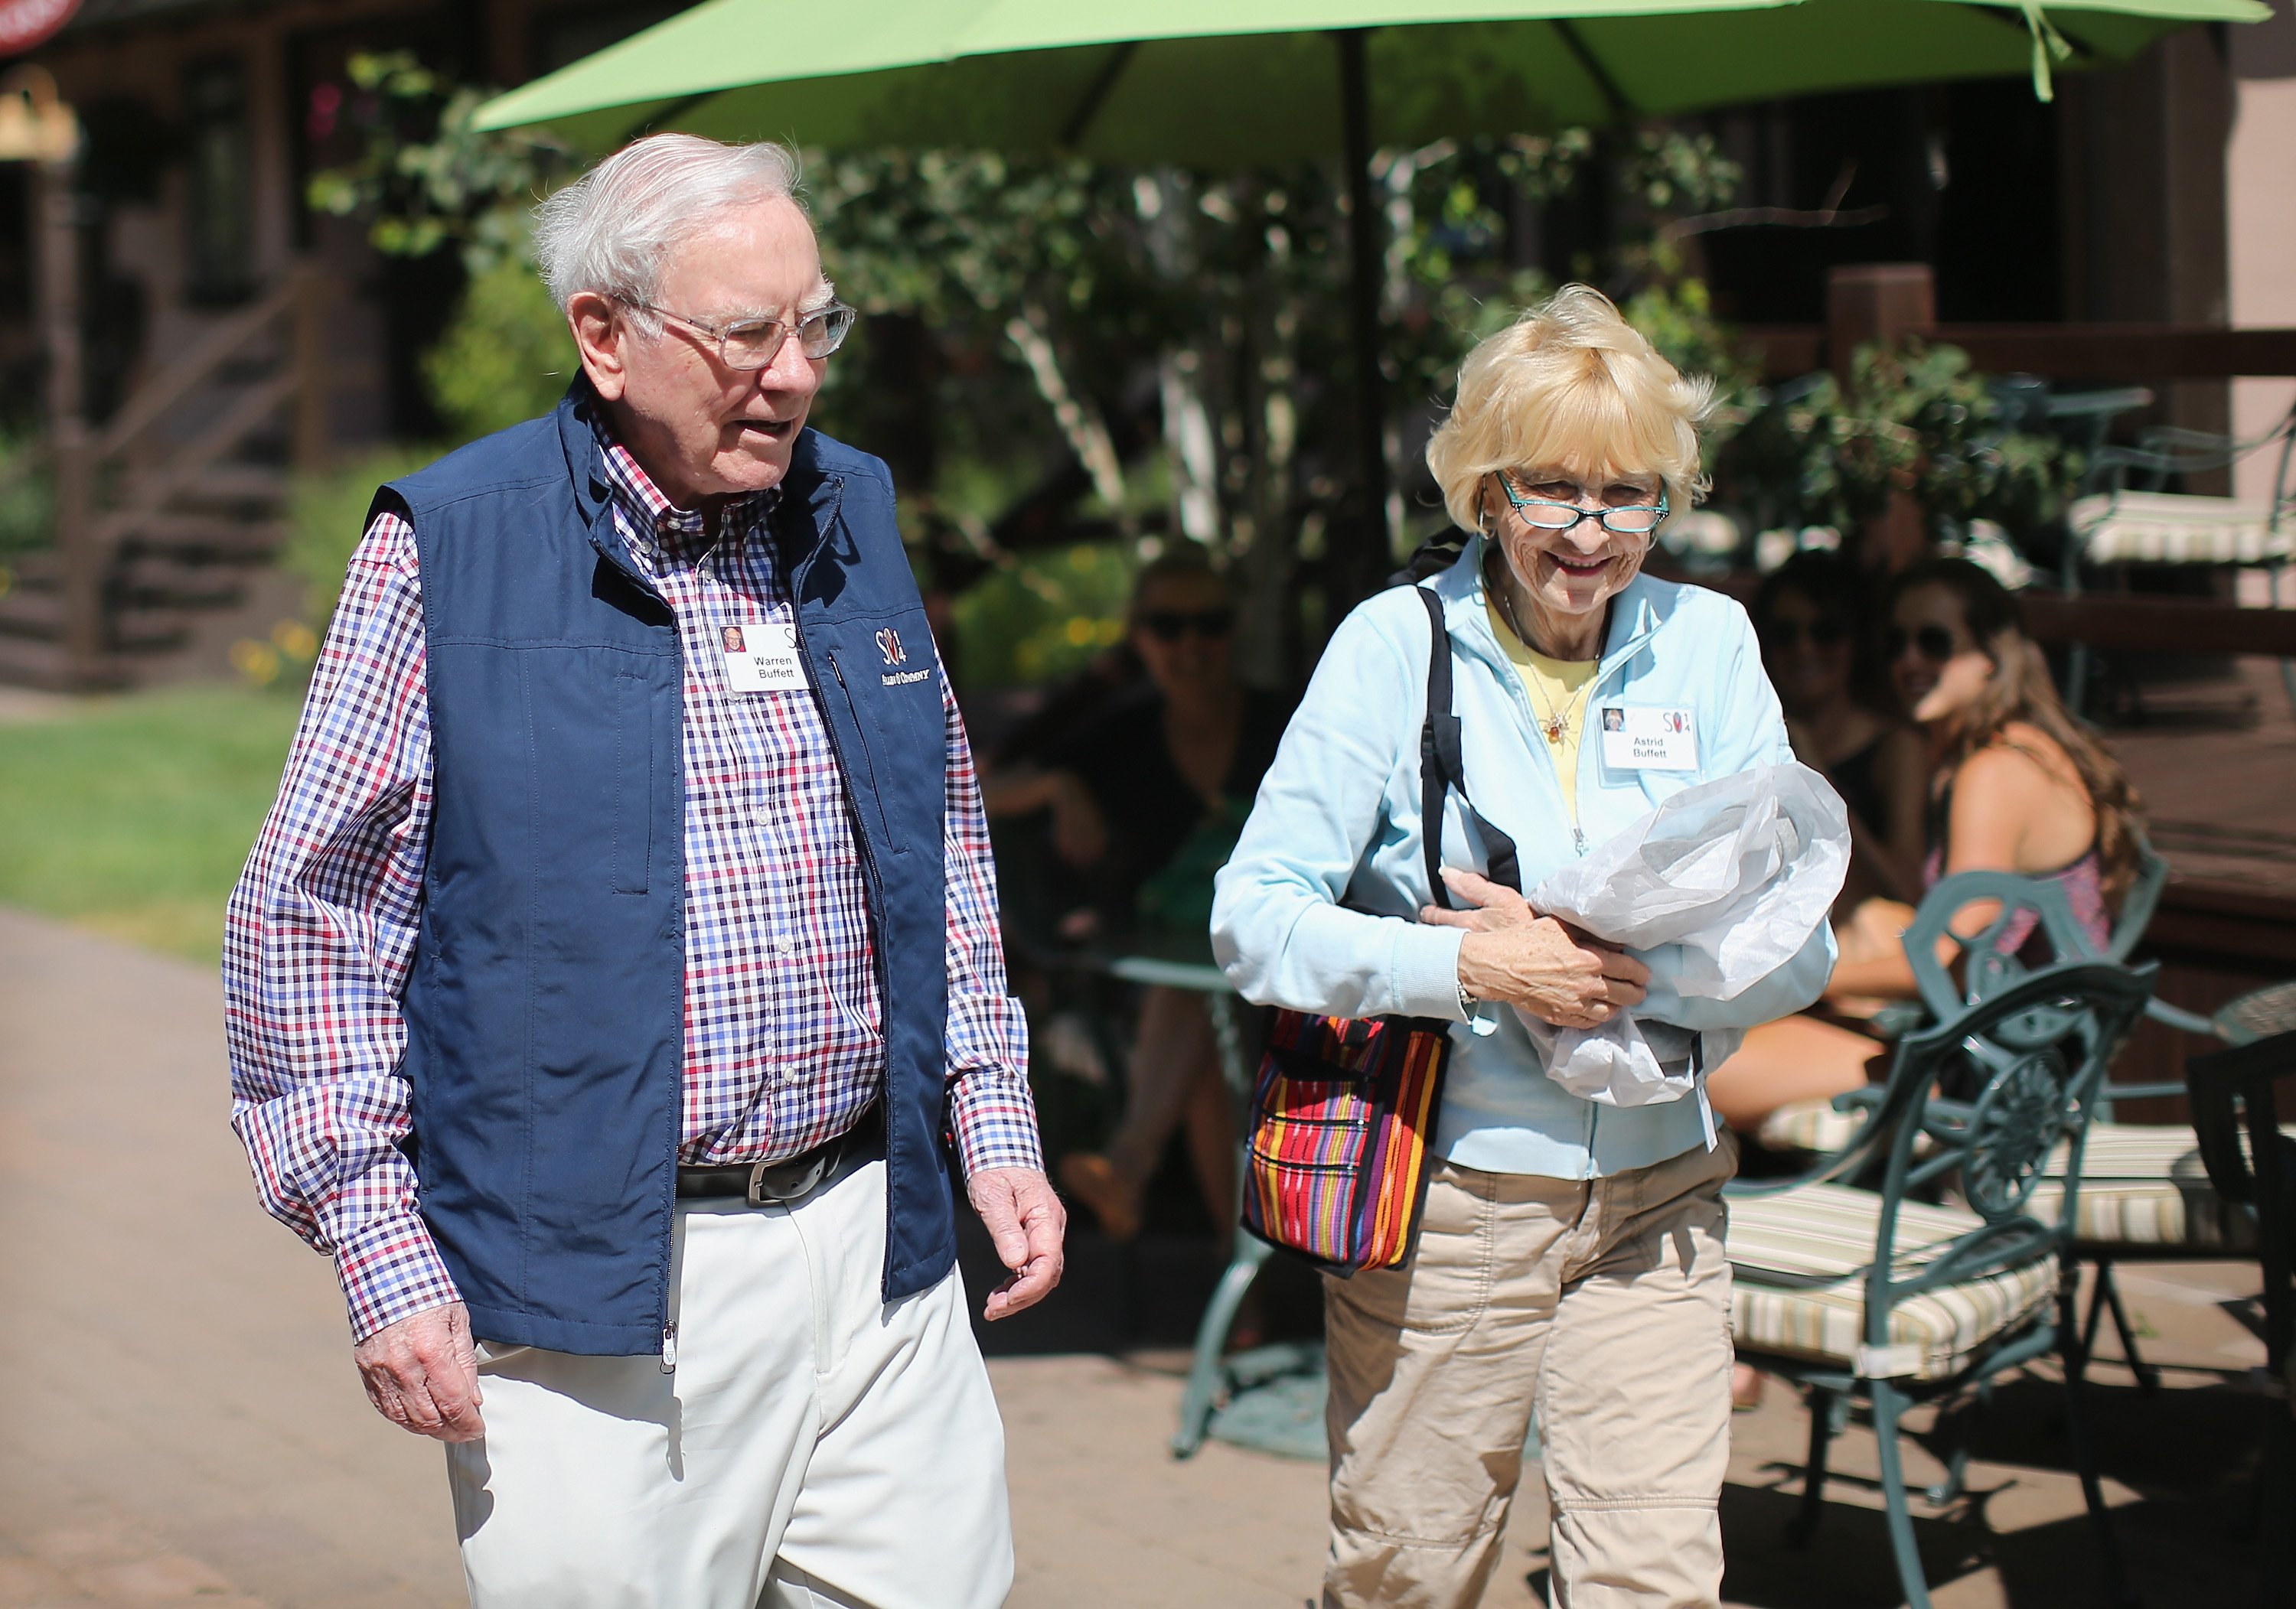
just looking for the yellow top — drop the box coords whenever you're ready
[1486,596,1600,826]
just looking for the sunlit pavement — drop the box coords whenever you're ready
[0,905,2270,1608]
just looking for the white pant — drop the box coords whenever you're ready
[445,1158,1013,1608]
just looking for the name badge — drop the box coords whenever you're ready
[1598,705,1698,770]
[719,622,808,694]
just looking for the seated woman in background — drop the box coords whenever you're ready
[1705,555,2143,1136]
[1755,551,1926,910]
[987,551,1291,1241]
[1714,557,2142,1411]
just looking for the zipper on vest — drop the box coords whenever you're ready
[660,1320,677,1373]
[821,650,899,1100]
[827,652,895,996]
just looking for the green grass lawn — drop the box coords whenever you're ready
[0,684,302,963]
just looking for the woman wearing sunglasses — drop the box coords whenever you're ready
[1753,552,1926,907]
[1213,287,1835,1609]
[1709,558,2142,1143]
[994,552,1293,1246]
[1703,553,1934,1158]
[1847,558,2140,982]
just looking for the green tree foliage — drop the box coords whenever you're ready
[1720,340,2078,539]
[308,61,2070,669]
[306,51,573,277]
[285,444,442,627]
[422,254,579,442]
[950,542,1134,689]
[0,431,53,559]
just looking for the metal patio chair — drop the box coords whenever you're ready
[2186,1028,2296,1608]
[2061,396,2296,718]
[1753,844,2252,1391]
[2024,843,2244,1391]
[1728,876,2155,1609]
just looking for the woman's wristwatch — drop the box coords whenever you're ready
[1456,979,1477,1018]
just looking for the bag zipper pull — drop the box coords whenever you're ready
[660,1321,678,1373]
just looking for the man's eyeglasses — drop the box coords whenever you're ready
[1885,624,1958,663]
[1760,617,1850,652]
[622,298,858,370]
[1139,608,1234,643]
[1492,471,1668,537]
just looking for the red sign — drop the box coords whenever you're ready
[0,0,77,56]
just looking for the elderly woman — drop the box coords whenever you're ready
[1212,287,1832,1609]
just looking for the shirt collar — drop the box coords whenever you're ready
[592,417,781,564]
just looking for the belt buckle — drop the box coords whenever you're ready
[745,1145,833,1207]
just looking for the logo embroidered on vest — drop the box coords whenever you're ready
[876,624,931,686]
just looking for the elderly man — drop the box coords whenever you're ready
[223,134,1062,1607]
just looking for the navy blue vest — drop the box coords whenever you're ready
[380,386,956,1356]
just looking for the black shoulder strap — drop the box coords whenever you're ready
[1391,533,1468,588]
[1414,586,1522,907]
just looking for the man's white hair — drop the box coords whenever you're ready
[534,133,805,331]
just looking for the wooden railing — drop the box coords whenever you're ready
[2019,589,2296,658]
[1738,319,2296,384]
[1734,262,2296,606]
[49,264,328,686]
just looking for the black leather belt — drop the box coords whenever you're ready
[677,1105,883,1207]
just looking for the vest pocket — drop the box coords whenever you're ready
[827,649,904,854]
[610,671,651,894]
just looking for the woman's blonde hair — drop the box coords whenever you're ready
[1424,285,1713,536]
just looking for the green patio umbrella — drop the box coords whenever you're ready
[475,0,2265,588]
[475,0,2262,161]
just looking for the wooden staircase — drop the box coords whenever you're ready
[0,267,325,689]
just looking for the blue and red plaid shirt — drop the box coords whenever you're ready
[224,431,1039,1340]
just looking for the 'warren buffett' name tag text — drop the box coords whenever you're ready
[720,622,808,694]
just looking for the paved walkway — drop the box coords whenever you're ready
[0,906,2272,1607]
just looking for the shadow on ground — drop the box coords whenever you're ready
[1718,1371,2268,1607]
[957,1214,1324,1357]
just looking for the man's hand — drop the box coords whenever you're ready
[968,1167,1066,1321]
[352,1301,485,1442]
[1422,867,1650,1031]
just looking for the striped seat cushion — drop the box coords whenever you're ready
[1753,1098,1866,1156]
[1750,1098,1937,1161]
[2028,1122,2276,1251]
[2069,490,2292,565]
[1753,1111,2279,1250]
[1730,1184,2058,1381]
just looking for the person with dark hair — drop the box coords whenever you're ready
[990,551,1293,1241]
[1708,556,2143,1136]
[1698,553,1924,1149]
[1751,552,1926,907]
[1711,558,2141,1412]
[1850,555,2141,966]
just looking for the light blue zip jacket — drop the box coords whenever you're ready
[1211,539,1837,1178]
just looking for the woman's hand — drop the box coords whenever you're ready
[1420,868,1650,1030]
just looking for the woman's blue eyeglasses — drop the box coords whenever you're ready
[1492,471,1668,537]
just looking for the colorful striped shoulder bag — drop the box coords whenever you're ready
[1241,587,1521,1275]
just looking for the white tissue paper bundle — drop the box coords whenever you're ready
[1516,761,1850,1107]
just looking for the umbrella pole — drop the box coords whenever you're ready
[1337,27,1386,603]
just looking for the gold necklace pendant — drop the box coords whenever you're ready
[1543,712,1566,745]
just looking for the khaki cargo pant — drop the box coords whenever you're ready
[1321,1134,1737,1609]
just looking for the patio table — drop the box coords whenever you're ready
[1061,938,1290,1455]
